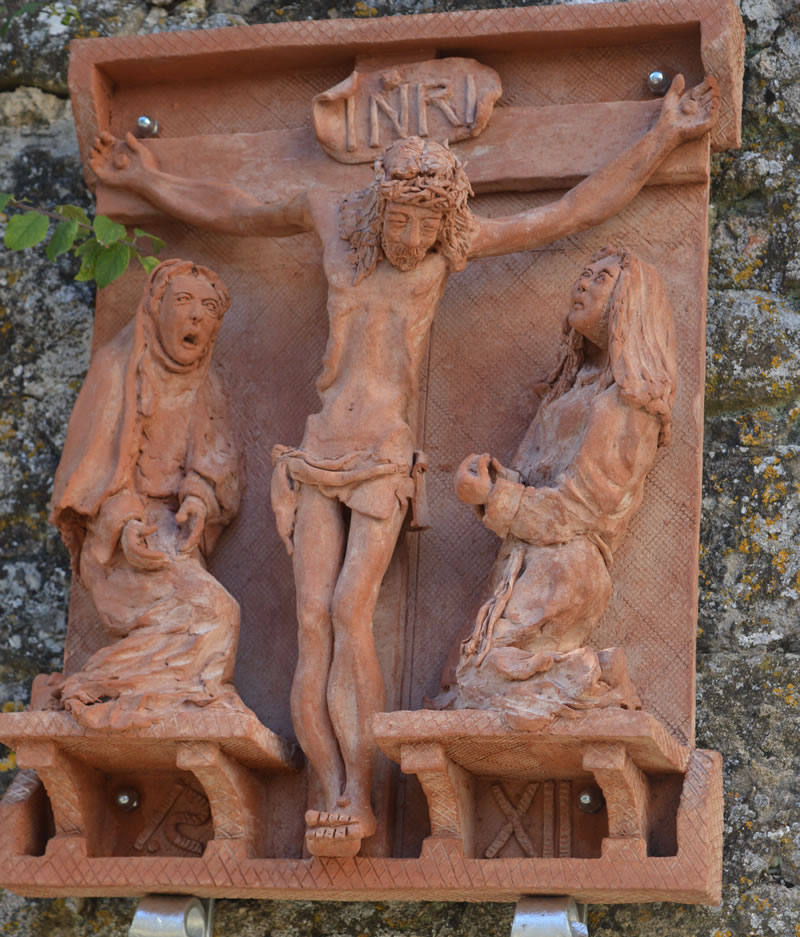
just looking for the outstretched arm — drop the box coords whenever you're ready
[89,132,313,238]
[469,75,720,259]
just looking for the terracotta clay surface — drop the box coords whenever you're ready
[434,248,677,730]
[0,0,742,902]
[312,57,503,163]
[87,74,715,857]
[48,260,252,730]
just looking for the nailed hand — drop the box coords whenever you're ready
[659,74,721,143]
[89,131,159,188]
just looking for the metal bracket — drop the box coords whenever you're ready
[510,897,588,937]
[129,896,214,937]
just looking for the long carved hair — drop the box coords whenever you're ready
[541,247,678,446]
[340,136,477,284]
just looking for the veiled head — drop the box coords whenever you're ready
[143,260,230,367]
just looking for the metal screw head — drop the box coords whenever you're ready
[647,70,670,96]
[135,115,160,138]
[115,787,140,812]
[577,786,605,814]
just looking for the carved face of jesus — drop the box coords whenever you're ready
[382,202,443,271]
[157,274,222,366]
[567,258,622,348]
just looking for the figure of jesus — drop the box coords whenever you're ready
[90,73,718,856]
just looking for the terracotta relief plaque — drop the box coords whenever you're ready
[0,0,742,906]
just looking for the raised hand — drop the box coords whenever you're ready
[176,495,207,554]
[121,519,169,571]
[658,74,720,143]
[89,131,159,188]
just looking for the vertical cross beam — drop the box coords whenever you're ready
[558,779,572,858]
[542,780,555,858]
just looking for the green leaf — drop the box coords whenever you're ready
[95,242,131,289]
[137,253,161,275]
[93,215,127,246]
[75,237,100,257]
[4,210,49,250]
[0,193,12,212]
[74,240,101,282]
[134,228,166,253]
[57,204,91,227]
[45,218,79,261]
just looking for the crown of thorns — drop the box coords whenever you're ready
[374,138,472,209]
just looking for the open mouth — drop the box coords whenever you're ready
[182,333,199,346]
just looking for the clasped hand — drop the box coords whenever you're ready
[454,452,509,505]
[121,496,207,571]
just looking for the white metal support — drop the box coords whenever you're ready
[510,897,588,937]
[128,896,214,937]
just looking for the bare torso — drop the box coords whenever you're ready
[300,193,449,469]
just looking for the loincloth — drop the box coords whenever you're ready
[270,445,428,554]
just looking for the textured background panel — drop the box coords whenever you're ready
[66,37,706,860]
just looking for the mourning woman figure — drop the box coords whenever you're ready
[51,259,249,729]
[441,247,677,729]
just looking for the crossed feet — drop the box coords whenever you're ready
[304,796,376,858]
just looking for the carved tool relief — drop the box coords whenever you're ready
[134,778,212,858]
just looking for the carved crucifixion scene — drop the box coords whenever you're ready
[88,74,713,856]
[0,0,743,905]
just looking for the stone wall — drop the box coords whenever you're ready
[0,0,797,934]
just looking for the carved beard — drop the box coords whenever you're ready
[382,239,428,272]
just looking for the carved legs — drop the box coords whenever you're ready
[582,742,650,860]
[293,486,409,856]
[15,741,112,859]
[396,739,663,863]
[177,741,268,860]
[14,739,269,862]
[400,742,474,858]
[399,740,657,862]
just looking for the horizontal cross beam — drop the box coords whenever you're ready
[97,99,707,225]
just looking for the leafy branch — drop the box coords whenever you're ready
[1,194,164,288]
